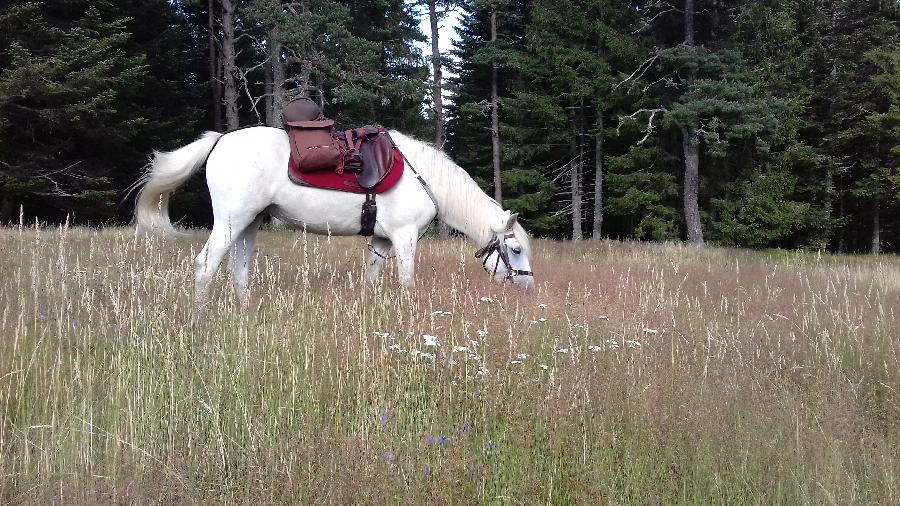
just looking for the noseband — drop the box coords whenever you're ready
[474,233,534,281]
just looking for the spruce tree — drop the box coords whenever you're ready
[0,1,200,224]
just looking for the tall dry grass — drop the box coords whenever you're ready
[0,225,898,504]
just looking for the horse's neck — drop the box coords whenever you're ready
[430,177,502,249]
[389,130,502,248]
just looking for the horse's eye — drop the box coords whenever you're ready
[511,247,522,255]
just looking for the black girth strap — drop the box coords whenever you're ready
[359,192,377,236]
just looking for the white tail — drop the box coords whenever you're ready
[134,131,223,237]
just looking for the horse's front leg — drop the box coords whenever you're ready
[365,237,392,285]
[390,228,419,288]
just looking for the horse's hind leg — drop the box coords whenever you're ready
[229,214,265,305]
[194,215,257,304]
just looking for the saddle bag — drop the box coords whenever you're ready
[286,119,341,173]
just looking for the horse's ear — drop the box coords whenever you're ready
[505,212,519,231]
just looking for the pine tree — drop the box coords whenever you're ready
[822,0,899,253]
[619,0,784,246]
[0,1,200,224]
[445,0,526,201]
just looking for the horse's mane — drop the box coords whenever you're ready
[388,131,532,257]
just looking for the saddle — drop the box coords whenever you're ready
[283,98,397,192]
[281,97,405,236]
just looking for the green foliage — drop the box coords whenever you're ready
[712,169,812,248]
[0,0,897,251]
[605,146,681,241]
[243,0,428,130]
[0,1,201,223]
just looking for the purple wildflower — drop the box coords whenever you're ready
[483,441,497,452]
[460,422,472,434]
[379,451,396,463]
[439,435,449,446]
[425,434,434,444]
[423,467,431,477]
[378,410,390,427]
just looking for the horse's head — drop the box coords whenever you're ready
[475,211,535,290]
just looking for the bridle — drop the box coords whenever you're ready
[474,232,534,281]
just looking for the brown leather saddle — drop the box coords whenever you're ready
[283,97,393,190]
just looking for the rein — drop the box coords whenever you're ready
[474,232,534,281]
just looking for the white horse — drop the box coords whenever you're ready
[135,127,534,303]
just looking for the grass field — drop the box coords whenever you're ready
[1,225,898,504]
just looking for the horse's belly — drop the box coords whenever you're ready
[269,191,371,236]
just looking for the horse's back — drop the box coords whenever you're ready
[205,126,289,203]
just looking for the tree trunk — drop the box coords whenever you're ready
[430,0,450,238]
[0,194,15,225]
[273,43,286,121]
[208,0,222,131]
[837,175,846,253]
[871,204,881,254]
[490,9,502,204]
[682,127,704,246]
[591,111,604,240]
[267,39,285,127]
[680,0,702,246]
[429,0,444,149]
[570,107,583,241]
[684,0,694,45]
[265,43,274,126]
[221,0,239,130]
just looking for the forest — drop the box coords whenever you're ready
[0,0,898,253]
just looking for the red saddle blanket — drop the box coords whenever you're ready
[288,147,404,194]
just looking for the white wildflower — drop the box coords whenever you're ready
[588,345,601,353]
[451,345,468,353]
[476,366,490,377]
[515,353,529,360]
[422,335,440,347]
[476,330,488,338]
[420,352,436,361]
[555,347,570,354]
[605,339,620,350]
[538,303,548,309]
[642,328,658,335]
[373,331,392,339]
[598,315,609,321]
[430,310,452,317]
[538,364,550,370]
[510,360,523,365]
[388,343,403,351]
[626,340,642,348]
[479,296,494,303]
[537,317,547,323]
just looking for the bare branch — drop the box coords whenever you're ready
[614,54,659,90]
[237,67,264,123]
[617,108,668,145]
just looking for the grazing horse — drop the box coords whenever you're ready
[135,127,534,303]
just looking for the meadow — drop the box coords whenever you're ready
[1,225,898,504]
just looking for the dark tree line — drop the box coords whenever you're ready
[449,0,899,253]
[1,0,897,253]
